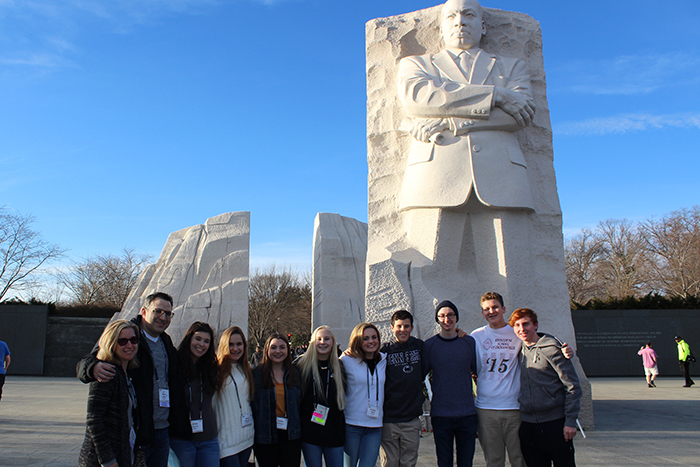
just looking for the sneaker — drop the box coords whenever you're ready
[648,383,653,388]
[651,381,656,387]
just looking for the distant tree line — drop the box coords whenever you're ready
[0,206,65,301]
[247,265,312,349]
[56,248,152,308]
[565,206,700,307]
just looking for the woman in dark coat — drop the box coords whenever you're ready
[78,319,139,467]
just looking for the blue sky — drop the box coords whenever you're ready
[1,0,699,287]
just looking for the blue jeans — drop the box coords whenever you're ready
[431,415,478,467]
[343,425,382,467]
[219,446,253,467]
[142,428,170,467]
[302,442,344,467]
[170,437,220,467]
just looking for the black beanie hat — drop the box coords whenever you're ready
[435,300,459,323]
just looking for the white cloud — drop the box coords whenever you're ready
[555,112,700,136]
[0,52,74,67]
[554,52,700,96]
[0,0,221,70]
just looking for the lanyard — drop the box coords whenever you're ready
[366,364,379,406]
[230,371,243,412]
[127,375,138,410]
[312,366,331,404]
[187,374,204,420]
[151,338,169,388]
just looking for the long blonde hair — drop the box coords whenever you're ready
[96,319,140,370]
[216,326,254,399]
[297,326,345,410]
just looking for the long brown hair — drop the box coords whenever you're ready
[259,332,299,389]
[177,322,219,393]
[216,326,254,399]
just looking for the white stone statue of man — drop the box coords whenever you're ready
[396,0,538,299]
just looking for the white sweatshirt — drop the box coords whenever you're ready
[340,354,387,428]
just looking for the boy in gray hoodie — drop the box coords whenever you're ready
[509,308,581,467]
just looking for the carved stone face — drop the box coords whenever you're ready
[441,0,485,50]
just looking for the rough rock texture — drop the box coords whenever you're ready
[117,211,250,345]
[365,4,592,427]
[312,213,367,349]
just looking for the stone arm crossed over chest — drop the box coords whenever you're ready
[397,51,535,142]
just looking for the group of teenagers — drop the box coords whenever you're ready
[76,290,582,467]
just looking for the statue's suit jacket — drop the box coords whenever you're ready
[397,48,534,211]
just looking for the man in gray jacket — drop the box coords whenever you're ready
[509,308,581,467]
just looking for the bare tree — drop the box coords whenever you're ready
[58,248,152,307]
[596,219,650,298]
[248,265,312,348]
[564,228,605,303]
[641,206,700,298]
[285,273,312,346]
[0,207,65,301]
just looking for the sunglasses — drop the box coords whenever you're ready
[117,336,139,346]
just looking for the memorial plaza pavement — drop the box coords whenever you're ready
[0,376,698,466]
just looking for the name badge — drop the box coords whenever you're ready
[366,405,379,418]
[276,417,288,430]
[190,419,204,433]
[241,413,253,427]
[159,388,170,407]
[311,404,329,426]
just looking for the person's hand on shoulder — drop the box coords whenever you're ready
[94,361,116,383]
[561,343,574,360]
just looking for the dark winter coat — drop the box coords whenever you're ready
[77,315,191,449]
[78,366,134,467]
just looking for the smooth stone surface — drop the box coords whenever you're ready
[117,211,250,345]
[312,213,367,349]
[365,2,592,426]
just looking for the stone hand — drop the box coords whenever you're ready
[94,361,116,383]
[411,118,449,143]
[494,87,535,127]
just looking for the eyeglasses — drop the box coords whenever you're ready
[150,308,174,318]
[117,336,139,346]
[437,313,456,320]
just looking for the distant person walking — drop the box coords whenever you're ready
[637,342,659,388]
[0,339,10,402]
[674,336,695,388]
[250,346,263,369]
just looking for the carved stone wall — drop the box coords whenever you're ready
[365,4,593,427]
[312,213,367,349]
[117,211,250,345]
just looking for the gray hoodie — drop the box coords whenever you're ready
[518,332,581,427]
